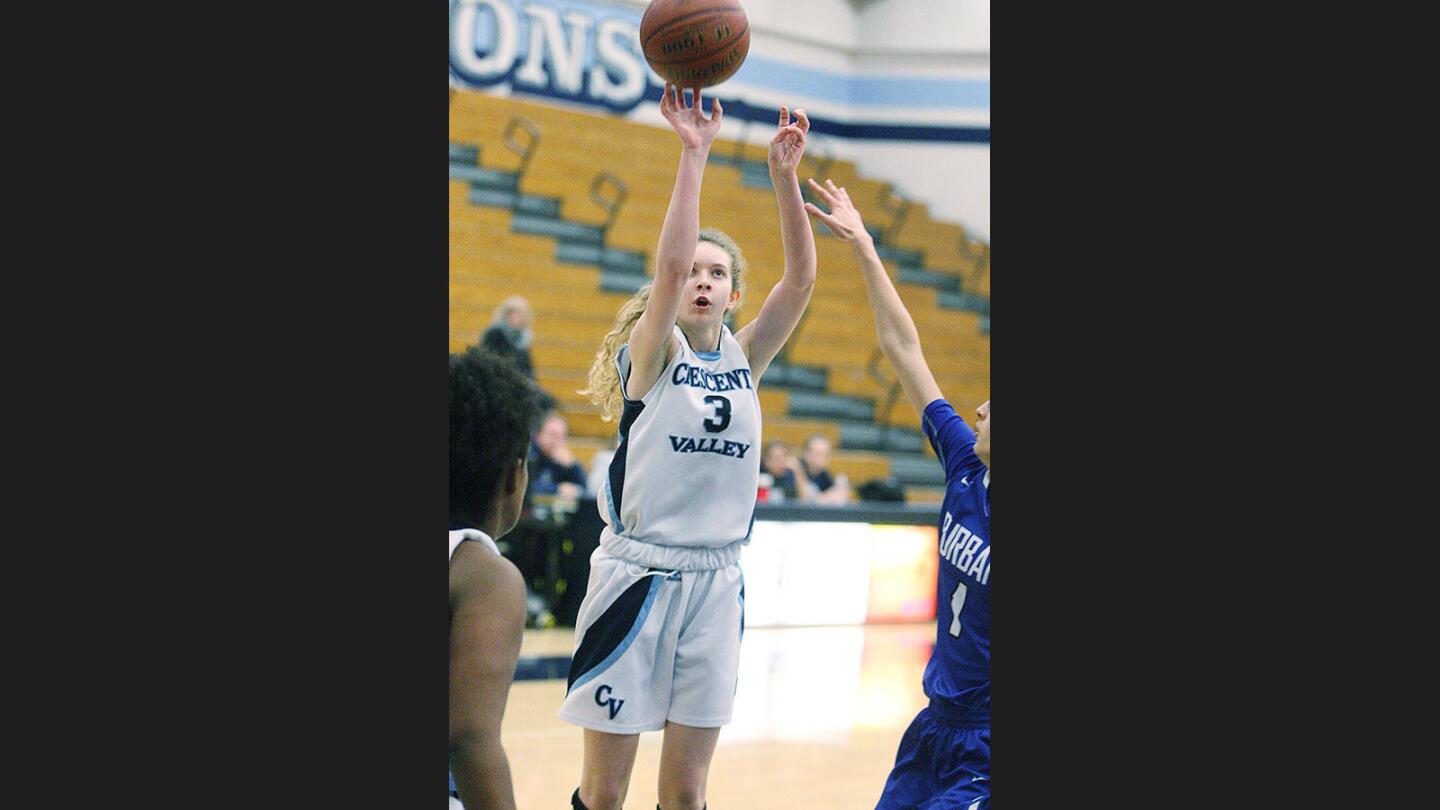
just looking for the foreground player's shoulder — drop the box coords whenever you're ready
[450,539,524,609]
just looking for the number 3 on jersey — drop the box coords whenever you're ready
[703,395,731,433]
[949,581,967,637]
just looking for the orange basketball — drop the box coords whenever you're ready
[640,0,750,89]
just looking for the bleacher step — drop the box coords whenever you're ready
[448,143,480,165]
[875,243,925,266]
[837,421,925,454]
[599,269,649,294]
[511,214,603,245]
[450,163,516,190]
[886,453,948,487]
[786,390,874,422]
[739,161,773,189]
[938,290,990,314]
[760,361,827,392]
[898,266,963,292]
[556,242,648,274]
[468,187,516,209]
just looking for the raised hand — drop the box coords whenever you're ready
[768,106,809,176]
[659,83,723,150]
[803,177,873,247]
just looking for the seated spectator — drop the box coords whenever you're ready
[760,440,814,503]
[481,297,535,377]
[801,434,852,505]
[528,411,586,504]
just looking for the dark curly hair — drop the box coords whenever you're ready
[449,346,545,529]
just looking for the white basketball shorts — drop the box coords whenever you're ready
[558,547,745,733]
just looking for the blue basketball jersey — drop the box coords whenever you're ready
[920,399,990,721]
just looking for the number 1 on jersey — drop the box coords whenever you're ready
[949,581,967,637]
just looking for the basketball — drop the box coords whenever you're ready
[640,0,750,89]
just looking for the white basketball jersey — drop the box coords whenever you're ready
[597,324,761,570]
[448,528,498,562]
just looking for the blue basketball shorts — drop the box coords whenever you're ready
[874,702,989,810]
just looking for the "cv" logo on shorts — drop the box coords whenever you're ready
[594,684,624,719]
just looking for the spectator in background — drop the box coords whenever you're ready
[760,439,814,503]
[484,297,558,411]
[801,434,852,505]
[528,411,586,504]
[481,297,535,378]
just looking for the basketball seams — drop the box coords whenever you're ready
[641,6,745,50]
[653,38,749,83]
[645,24,750,70]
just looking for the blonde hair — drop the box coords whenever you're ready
[581,230,748,423]
[582,284,652,423]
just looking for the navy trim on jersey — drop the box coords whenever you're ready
[606,397,646,533]
[606,345,647,533]
[604,472,624,531]
[738,571,745,640]
[566,574,664,694]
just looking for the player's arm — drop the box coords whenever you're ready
[628,84,724,399]
[448,545,527,810]
[804,178,944,416]
[735,107,816,382]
